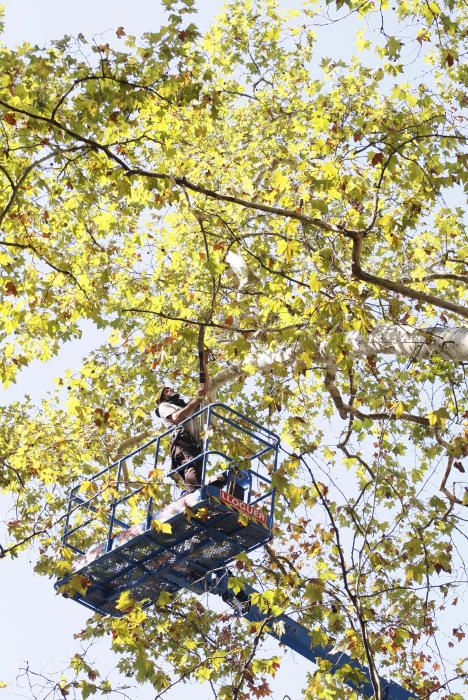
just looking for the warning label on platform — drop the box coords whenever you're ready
[219,491,268,527]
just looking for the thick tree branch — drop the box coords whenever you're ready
[347,324,468,362]
[113,430,152,461]
[415,273,467,285]
[0,100,350,237]
[323,361,431,427]
[351,234,468,320]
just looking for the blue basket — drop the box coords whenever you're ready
[56,403,279,616]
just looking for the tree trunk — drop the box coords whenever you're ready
[210,325,468,392]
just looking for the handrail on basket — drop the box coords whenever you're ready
[62,403,279,548]
[87,403,280,484]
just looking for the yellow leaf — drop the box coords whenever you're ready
[395,402,404,417]
[355,29,370,51]
[116,590,136,612]
[196,666,212,681]
[304,580,324,603]
[271,169,288,190]
[277,239,300,262]
[308,273,322,292]
[59,574,90,597]
[310,625,329,648]
[157,591,172,606]
[79,480,98,495]
[151,520,172,534]
[237,512,249,526]
[55,560,74,577]
[285,483,302,507]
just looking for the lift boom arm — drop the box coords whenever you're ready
[212,575,414,700]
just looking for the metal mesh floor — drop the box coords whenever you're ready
[56,490,270,616]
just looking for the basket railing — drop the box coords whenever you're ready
[62,403,280,556]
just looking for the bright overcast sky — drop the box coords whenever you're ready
[2,0,227,47]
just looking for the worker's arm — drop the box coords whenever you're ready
[171,373,211,425]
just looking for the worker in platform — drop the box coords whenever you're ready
[156,370,221,493]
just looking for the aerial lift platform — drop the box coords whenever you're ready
[56,403,414,699]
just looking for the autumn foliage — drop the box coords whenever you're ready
[1,0,467,698]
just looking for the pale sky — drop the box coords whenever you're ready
[2,0,226,47]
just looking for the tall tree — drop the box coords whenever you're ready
[1,0,467,698]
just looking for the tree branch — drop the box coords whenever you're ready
[0,146,84,227]
[351,234,468,320]
[121,306,301,335]
[440,455,465,506]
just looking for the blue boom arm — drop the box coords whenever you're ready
[212,574,414,700]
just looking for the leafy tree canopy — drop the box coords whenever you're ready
[1,0,467,698]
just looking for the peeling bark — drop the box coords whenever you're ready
[211,325,468,393]
[347,325,468,363]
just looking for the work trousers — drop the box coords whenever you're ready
[169,429,230,495]
[170,441,204,493]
